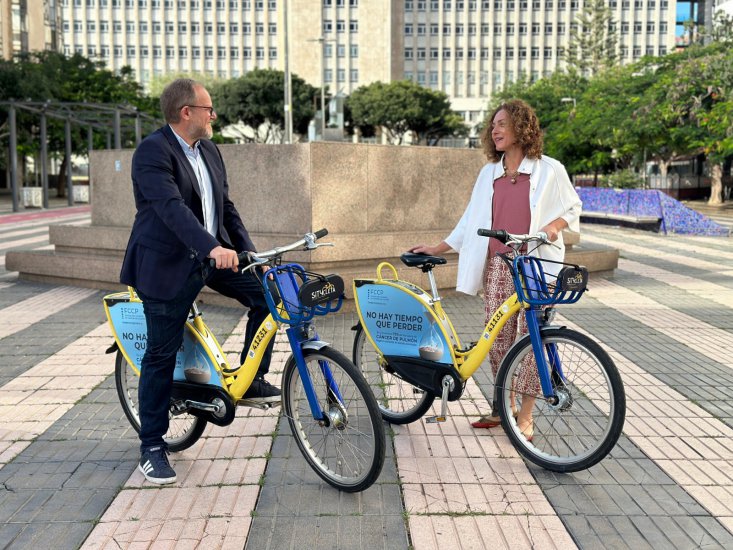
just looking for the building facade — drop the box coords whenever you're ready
[60,0,679,125]
[1,0,63,60]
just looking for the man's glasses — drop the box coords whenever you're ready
[184,105,215,116]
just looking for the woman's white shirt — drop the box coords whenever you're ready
[445,155,582,295]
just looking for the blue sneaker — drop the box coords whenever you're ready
[138,446,177,485]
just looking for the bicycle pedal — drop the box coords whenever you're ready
[237,398,282,410]
[425,416,447,423]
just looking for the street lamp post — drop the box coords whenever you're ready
[307,36,333,140]
[283,0,293,144]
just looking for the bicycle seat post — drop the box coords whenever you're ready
[426,269,441,303]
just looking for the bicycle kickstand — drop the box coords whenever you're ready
[426,376,455,424]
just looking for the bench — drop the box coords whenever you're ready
[580,211,665,233]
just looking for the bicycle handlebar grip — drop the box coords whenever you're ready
[477,228,509,243]
[313,228,328,239]
[208,251,252,269]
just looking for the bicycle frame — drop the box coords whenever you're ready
[103,267,336,423]
[353,262,561,400]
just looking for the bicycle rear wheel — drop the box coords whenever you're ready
[283,346,385,492]
[495,327,625,473]
[352,324,434,424]
[114,350,207,453]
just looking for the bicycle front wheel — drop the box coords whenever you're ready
[495,327,625,473]
[283,346,385,492]
[114,350,207,453]
[353,324,434,424]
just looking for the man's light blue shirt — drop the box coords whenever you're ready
[170,126,217,237]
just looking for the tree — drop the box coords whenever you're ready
[211,69,318,143]
[346,80,466,145]
[0,52,152,194]
[564,0,619,76]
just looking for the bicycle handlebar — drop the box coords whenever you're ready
[208,228,331,270]
[477,228,554,248]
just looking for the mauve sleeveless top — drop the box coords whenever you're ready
[489,173,531,258]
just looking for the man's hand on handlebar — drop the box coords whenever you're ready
[208,246,239,271]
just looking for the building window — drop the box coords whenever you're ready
[506,47,514,59]
[192,47,201,58]
[256,22,264,33]
[431,23,439,34]
[646,22,655,33]
[417,47,426,59]
[243,47,251,58]
[269,23,277,33]
[324,69,333,82]
[336,20,345,33]
[231,47,239,58]
[269,47,277,58]
[325,44,333,57]
[350,44,358,57]
[337,69,345,82]
[417,23,426,35]
[443,48,451,58]
[405,49,414,59]
[256,47,264,59]
[494,23,501,35]
[205,47,213,58]
[405,24,413,35]
[324,20,332,33]
[480,47,489,58]
[350,20,358,32]
[350,69,358,82]
[431,47,439,58]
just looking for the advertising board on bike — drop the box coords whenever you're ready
[353,280,453,364]
[104,293,224,387]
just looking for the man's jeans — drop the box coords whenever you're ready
[137,266,274,452]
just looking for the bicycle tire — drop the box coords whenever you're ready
[352,324,435,424]
[495,327,625,473]
[114,350,207,453]
[282,346,385,492]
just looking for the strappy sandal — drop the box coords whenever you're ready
[470,407,519,429]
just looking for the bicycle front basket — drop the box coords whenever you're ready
[263,264,343,325]
[513,256,588,306]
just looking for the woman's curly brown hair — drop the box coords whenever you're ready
[480,99,543,163]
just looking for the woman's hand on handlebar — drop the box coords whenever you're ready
[208,246,239,271]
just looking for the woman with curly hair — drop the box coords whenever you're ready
[410,99,581,440]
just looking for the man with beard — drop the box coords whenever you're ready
[120,78,279,485]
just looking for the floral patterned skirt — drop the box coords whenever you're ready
[482,255,541,396]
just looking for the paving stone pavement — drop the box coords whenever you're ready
[2,206,733,549]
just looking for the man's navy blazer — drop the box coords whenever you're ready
[120,125,255,301]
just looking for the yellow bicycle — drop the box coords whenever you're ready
[352,229,625,472]
[105,230,385,492]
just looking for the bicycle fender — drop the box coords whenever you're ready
[105,341,119,354]
[302,340,330,351]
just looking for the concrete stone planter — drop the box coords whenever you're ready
[22,187,43,208]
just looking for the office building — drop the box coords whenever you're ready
[1,0,63,60]
[61,0,680,128]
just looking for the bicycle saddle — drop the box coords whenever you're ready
[400,253,447,270]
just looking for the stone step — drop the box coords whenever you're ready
[6,228,617,310]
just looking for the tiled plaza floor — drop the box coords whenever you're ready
[1,204,733,549]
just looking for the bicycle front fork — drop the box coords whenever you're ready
[492,307,564,411]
